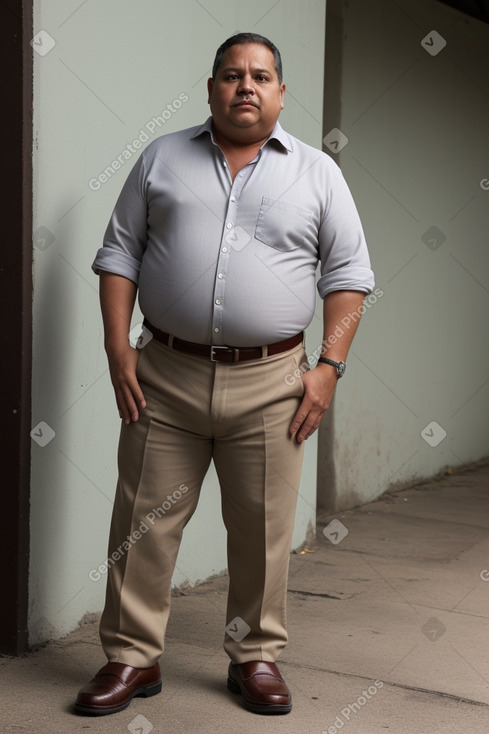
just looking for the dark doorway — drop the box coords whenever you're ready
[0,1,33,656]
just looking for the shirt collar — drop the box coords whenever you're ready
[191,116,293,153]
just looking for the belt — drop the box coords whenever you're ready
[142,319,303,363]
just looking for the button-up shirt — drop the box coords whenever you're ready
[92,117,374,346]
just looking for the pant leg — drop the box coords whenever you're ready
[99,339,214,667]
[211,344,307,663]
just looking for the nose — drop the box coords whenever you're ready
[237,74,254,95]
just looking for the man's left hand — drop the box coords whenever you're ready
[289,365,338,444]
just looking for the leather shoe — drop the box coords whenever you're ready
[227,661,292,714]
[74,661,161,716]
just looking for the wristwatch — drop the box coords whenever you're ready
[317,357,346,378]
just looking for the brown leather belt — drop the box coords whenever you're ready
[143,318,303,363]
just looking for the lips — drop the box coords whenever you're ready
[233,100,258,108]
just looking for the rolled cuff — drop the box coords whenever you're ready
[317,266,375,298]
[91,247,141,285]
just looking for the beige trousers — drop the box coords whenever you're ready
[99,337,307,667]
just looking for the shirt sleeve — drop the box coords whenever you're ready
[317,161,375,298]
[91,152,148,284]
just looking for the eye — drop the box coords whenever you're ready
[256,75,269,82]
[225,74,239,81]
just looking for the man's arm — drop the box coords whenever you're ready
[289,290,365,444]
[100,271,146,424]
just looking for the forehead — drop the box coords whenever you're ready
[220,42,277,73]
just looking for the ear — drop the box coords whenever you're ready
[279,82,286,110]
[207,77,214,104]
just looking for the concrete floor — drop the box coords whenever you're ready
[2,463,489,734]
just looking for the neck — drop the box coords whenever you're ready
[212,124,271,155]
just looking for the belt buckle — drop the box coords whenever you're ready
[210,345,233,362]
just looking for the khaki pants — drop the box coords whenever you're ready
[99,337,307,668]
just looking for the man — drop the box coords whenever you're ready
[75,32,374,717]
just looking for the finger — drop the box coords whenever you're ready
[116,382,140,424]
[113,367,146,422]
[295,408,326,444]
[124,354,146,409]
[114,386,134,424]
[289,386,317,429]
[296,421,318,443]
[115,396,131,424]
[289,401,309,436]
[128,376,146,409]
[123,385,141,422]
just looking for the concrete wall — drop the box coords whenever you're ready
[30,0,326,645]
[318,0,489,512]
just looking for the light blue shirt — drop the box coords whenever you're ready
[92,117,374,346]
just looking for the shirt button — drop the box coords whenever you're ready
[226,222,232,229]
[215,299,221,305]
[218,273,224,279]
[222,246,228,253]
[230,196,236,202]
[214,327,220,333]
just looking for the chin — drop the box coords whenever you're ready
[231,108,259,116]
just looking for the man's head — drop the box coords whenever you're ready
[212,33,283,84]
[207,33,286,147]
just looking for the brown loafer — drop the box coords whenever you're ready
[227,661,292,714]
[74,661,161,716]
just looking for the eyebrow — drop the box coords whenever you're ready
[220,66,273,75]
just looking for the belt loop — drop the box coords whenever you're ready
[168,334,174,348]
[261,345,268,358]
[233,348,240,362]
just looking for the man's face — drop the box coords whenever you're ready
[207,42,285,145]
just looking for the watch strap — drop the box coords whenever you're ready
[317,357,346,377]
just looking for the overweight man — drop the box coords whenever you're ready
[75,32,374,717]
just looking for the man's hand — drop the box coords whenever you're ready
[106,344,146,424]
[289,364,338,444]
[290,290,366,443]
[99,271,146,424]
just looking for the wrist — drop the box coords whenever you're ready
[104,334,131,356]
[317,357,346,378]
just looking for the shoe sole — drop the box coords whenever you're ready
[227,677,292,715]
[74,680,162,716]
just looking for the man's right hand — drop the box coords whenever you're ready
[106,344,146,424]
[99,271,145,424]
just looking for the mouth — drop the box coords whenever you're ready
[233,100,259,109]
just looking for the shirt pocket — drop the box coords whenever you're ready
[254,196,312,252]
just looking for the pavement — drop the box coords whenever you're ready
[2,462,489,734]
